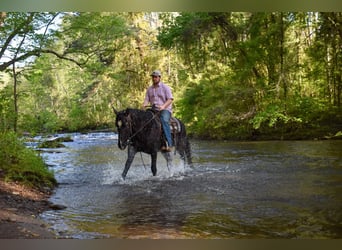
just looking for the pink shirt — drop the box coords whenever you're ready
[144,82,173,113]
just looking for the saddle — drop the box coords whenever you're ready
[147,106,181,134]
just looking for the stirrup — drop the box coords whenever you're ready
[161,146,173,152]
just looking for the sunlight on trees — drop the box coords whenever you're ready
[0,12,341,139]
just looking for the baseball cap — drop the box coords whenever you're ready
[150,70,161,77]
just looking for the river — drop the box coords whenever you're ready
[37,132,341,238]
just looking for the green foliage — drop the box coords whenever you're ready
[158,13,234,71]
[61,12,129,73]
[19,110,62,135]
[0,12,61,71]
[0,12,340,140]
[163,12,341,139]
[14,12,173,133]
[177,75,255,139]
[67,104,87,131]
[0,86,15,131]
[0,131,56,189]
[250,104,302,130]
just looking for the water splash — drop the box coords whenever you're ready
[102,155,189,185]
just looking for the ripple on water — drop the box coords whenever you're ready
[39,134,342,239]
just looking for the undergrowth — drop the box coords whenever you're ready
[0,131,57,191]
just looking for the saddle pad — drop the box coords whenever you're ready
[169,117,181,133]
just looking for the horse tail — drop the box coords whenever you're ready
[184,135,193,167]
[178,120,193,167]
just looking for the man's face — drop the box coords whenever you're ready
[152,75,160,85]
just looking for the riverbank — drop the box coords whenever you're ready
[0,179,56,239]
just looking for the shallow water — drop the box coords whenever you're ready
[39,133,342,238]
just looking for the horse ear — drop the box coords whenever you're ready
[124,109,130,116]
[111,105,118,115]
[123,109,133,122]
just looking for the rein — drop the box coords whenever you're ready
[126,110,160,145]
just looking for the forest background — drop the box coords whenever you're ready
[0,12,341,140]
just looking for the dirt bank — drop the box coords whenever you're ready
[0,180,56,239]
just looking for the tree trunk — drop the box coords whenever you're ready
[12,63,18,132]
[279,13,287,102]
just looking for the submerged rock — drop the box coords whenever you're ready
[49,204,67,210]
[38,136,73,148]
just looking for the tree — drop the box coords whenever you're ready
[2,12,339,138]
[0,12,65,131]
[307,12,341,108]
[0,12,72,71]
[15,12,163,132]
[1,12,130,132]
[158,12,341,139]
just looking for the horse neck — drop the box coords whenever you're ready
[129,109,154,132]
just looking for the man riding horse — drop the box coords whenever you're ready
[142,70,174,152]
[114,70,192,179]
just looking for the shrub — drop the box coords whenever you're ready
[0,131,56,190]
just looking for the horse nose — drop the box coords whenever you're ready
[118,140,127,150]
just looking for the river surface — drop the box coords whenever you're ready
[37,132,342,239]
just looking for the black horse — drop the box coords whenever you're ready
[114,107,193,179]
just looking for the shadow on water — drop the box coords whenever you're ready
[39,133,342,238]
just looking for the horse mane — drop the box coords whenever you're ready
[125,108,154,121]
[124,108,158,131]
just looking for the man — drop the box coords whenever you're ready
[143,70,174,152]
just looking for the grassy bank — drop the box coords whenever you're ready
[0,131,57,191]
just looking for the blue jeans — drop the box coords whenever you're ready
[160,110,172,147]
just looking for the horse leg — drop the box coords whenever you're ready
[122,145,136,180]
[177,142,186,162]
[151,152,157,176]
[177,136,193,168]
[175,134,185,160]
[185,138,193,168]
[161,151,173,173]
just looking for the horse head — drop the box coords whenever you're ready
[115,109,132,150]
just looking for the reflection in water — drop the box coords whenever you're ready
[40,133,342,238]
[112,183,188,239]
